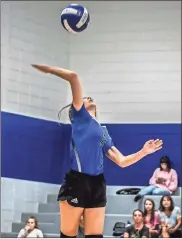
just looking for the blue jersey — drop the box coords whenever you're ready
[70,104,114,176]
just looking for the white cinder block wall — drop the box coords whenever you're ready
[1,0,181,233]
[68,1,181,123]
[1,1,69,232]
[1,1,69,119]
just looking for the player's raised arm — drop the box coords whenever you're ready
[31,64,83,111]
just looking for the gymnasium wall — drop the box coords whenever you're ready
[1,1,69,232]
[68,1,181,123]
[1,1,181,232]
[67,1,181,184]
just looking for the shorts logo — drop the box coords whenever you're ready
[71,198,78,203]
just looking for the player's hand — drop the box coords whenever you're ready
[31,64,51,73]
[142,139,163,155]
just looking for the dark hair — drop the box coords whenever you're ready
[159,195,174,213]
[160,156,171,171]
[58,102,72,122]
[143,198,155,223]
[26,216,39,229]
[133,209,144,217]
[58,97,97,122]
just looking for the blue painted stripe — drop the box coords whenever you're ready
[1,111,181,186]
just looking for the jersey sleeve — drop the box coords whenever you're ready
[101,126,114,154]
[71,103,91,122]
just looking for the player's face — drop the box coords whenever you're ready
[83,97,96,109]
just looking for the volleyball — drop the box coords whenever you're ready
[61,4,90,34]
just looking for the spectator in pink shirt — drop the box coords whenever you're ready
[143,198,160,238]
[134,156,178,202]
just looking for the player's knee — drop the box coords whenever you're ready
[60,231,76,238]
[85,234,103,238]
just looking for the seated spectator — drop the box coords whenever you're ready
[17,216,43,238]
[124,209,149,238]
[143,198,160,238]
[134,156,178,202]
[77,214,84,238]
[158,195,182,238]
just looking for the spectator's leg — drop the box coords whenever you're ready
[152,188,170,195]
[134,185,156,202]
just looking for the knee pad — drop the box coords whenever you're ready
[85,235,103,238]
[60,231,76,238]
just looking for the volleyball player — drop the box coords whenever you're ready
[31,64,163,238]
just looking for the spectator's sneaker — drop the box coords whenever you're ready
[134,194,142,202]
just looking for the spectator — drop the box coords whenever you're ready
[134,156,178,202]
[158,195,182,238]
[143,198,160,238]
[17,216,43,238]
[124,209,149,238]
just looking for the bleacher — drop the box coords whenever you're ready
[1,186,181,238]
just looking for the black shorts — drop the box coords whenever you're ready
[57,169,107,208]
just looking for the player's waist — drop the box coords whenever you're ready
[70,168,104,178]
